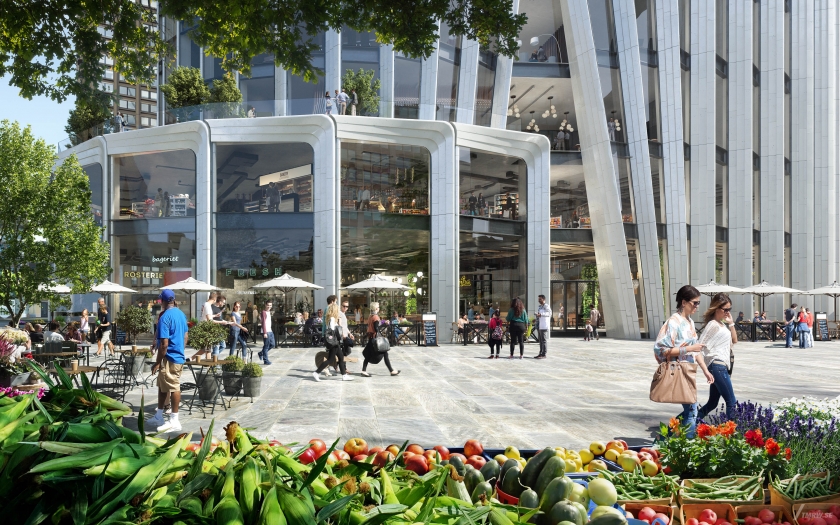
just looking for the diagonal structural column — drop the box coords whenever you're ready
[490,0,521,129]
[727,0,754,315]
[419,21,441,121]
[612,0,666,332]
[760,0,786,317]
[560,0,640,339]
[456,39,480,124]
[655,0,690,300]
[380,45,395,118]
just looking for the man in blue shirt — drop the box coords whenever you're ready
[148,289,189,433]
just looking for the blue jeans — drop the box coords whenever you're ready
[785,323,794,347]
[261,332,274,362]
[229,328,249,358]
[679,403,698,438]
[212,339,226,356]
[698,362,737,420]
[798,323,809,348]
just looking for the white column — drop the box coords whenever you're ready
[275,67,287,116]
[612,0,666,331]
[380,45,395,118]
[560,0,640,339]
[790,0,815,307]
[419,21,441,120]
[490,0,520,129]
[325,30,341,95]
[760,0,786,317]
[655,0,689,301]
[689,0,717,284]
[814,0,837,312]
[456,39,480,124]
[727,0,754,315]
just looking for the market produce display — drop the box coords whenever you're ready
[796,505,840,525]
[770,473,840,501]
[681,475,765,502]
[598,469,679,502]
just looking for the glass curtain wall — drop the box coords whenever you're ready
[550,154,588,228]
[240,53,275,116]
[341,26,380,116]
[549,246,601,332]
[288,31,326,115]
[459,149,528,315]
[436,22,461,122]
[340,141,431,316]
[715,0,728,230]
[394,51,421,119]
[679,0,690,239]
[111,150,197,318]
[83,164,104,227]
[474,47,497,126]
[179,21,201,69]
[214,143,315,319]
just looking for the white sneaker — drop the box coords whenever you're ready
[146,414,165,428]
[312,371,320,382]
[324,369,332,377]
[157,420,182,433]
[342,374,354,381]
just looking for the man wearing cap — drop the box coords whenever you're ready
[147,289,189,433]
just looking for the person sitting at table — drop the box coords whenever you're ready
[736,312,744,323]
[391,313,404,341]
[457,313,468,338]
[65,322,83,343]
[44,321,65,342]
[752,311,762,324]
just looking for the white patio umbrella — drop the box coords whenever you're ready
[694,280,746,297]
[251,273,323,316]
[91,280,138,295]
[740,280,802,313]
[802,281,840,321]
[161,277,217,318]
[344,274,410,313]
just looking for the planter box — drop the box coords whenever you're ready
[770,474,840,516]
[680,478,766,506]
[790,503,840,525]
[736,505,794,525]
[242,376,261,398]
[123,355,145,377]
[622,503,676,523]
[0,372,31,388]
[681,503,737,525]
[221,371,242,396]
[197,375,219,401]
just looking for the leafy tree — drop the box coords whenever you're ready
[115,305,153,344]
[0,121,111,325]
[209,73,242,104]
[160,66,210,109]
[65,97,113,146]
[341,69,381,116]
[188,320,227,352]
[0,1,525,104]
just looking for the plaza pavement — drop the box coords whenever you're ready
[116,337,839,450]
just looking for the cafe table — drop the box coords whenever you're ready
[114,348,155,389]
[50,365,100,387]
[185,359,229,416]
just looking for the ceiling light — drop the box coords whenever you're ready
[526,125,531,130]
[530,36,540,46]
[534,125,540,132]
[515,112,520,118]
[507,109,513,116]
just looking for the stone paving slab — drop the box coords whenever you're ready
[114,337,840,450]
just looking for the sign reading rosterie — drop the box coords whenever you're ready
[222,267,283,278]
[124,271,164,279]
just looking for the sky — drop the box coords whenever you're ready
[0,78,75,150]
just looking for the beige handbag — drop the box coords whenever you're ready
[650,358,698,404]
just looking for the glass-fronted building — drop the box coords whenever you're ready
[61,2,840,339]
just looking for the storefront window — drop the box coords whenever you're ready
[240,53,275,116]
[550,246,600,332]
[83,163,103,227]
[459,148,526,220]
[550,154,587,228]
[113,149,196,220]
[436,22,461,122]
[340,141,430,315]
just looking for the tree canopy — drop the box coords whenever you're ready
[341,69,381,116]
[0,0,525,104]
[0,121,111,324]
[159,67,210,109]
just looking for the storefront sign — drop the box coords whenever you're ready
[152,255,179,263]
[223,267,283,278]
[124,271,164,279]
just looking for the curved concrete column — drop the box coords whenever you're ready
[326,30,342,94]
[380,45,395,118]
[560,0,640,339]
[456,39,480,124]
[419,21,441,121]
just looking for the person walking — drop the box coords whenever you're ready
[79,308,90,343]
[210,295,230,357]
[797,306,810,348]
[258,300,274,365]
[535,294,551,358]
[589,304,601,340]
[697,293,738,421]
[360,304,400,376]
[229,301,249,359]
[805,308,814,347]
[313,302,353,381]
[324,91,334,115]
[487,310,503,358]
[506,297,528,358]
[350,89,358,115]
[95,298,114,356]
[250,302,260,343]
[653,285,715,438]
[783,303,798,348]
[147,289,189,433]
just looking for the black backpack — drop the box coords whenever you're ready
[323,326,340,349]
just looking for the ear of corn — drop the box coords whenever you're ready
[152,469,187,489]
[380,469,401,505]
[0,396,32,428]
[259,485,287,525]
[215,495,245,525]
[277,486,317,525]
[239,456,260,523]
[83,456,156,479]
[28,438,123,474]
[0,410,39,443]
[178,495,204,515]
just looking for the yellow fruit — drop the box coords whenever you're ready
[587,459,608,472]
[504,446,521,460]
[494,454,508,466]
[578,449,595,464]
[573,458,583,471]
[554,447,566,456]
[565,450,580,460]
[517,458,526,468]
[589,441,607,455]
[604,449,621,462]
[563,458,577,472]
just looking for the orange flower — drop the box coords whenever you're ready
[745,429,765,447]
[717,421,737,437]
[785,447,792,460]
[765,438,781,456]
[696,424,716,440]
[669,417,681,436]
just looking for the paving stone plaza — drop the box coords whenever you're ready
[116,337,839,450]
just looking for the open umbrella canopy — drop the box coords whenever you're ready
[91,280,138,294]
[344,274,409,294]
[694,280,746,296]
[740,280,802,297]
[251,273,323,293]
[802,281,840,298]
[161,277,216,294]
[38,283,72,294]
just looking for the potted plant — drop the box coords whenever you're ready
[116,305,153,351]
[221,355,244,395]
[138,349,154,373]
[0,331,31,387]
[188,321,228,401]
[241,362,263,398]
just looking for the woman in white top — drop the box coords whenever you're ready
[354,306,362,324]
[697,293,738,421]
[79,309,90,340]
[312,303,353,381]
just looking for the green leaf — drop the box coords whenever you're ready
[137,391,145,444]
[185,419,215,483]
[26,360,55,390]
[361,504,409,525]
[316,494,356,523]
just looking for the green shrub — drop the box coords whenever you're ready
[188,320,228,352]
[242,362,263,377]
[115,306,153,344]
[222,355,245,372]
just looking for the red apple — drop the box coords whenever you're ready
[352,454,369,462]
[654,513,670,525]
[700,510,718,524]
[433,445,450,460]
[299,448,317,465]
[385,444,400,456]
[373,450,395,468]
[826,516,839,525]
[811,519,828,525]
[185,443,201,452]
[344,438,369,457]
[640,447,659,460]
[618,440,629,450]
[606,440,626,454]
[368,446,384,455]
[687,519,700,525]
[830,506,840,518]
[700,521,712,525]
[464,440,484,457]
[400,451,416,464]
[423,450,439,465]
[333,450,350,461]
[638,508,657,523]
[745,517,763,525]
[758,511,775,525]
[450,452,467,463]
[405,454,429,475]
[309,439,327,458]
[638,451,654,462]
[467,455,486,469]
[406,443,425,455]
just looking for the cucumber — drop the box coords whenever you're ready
[449,456,467,477]
[521,448,555,489]
[587,512,628,525]
[500,459,520,480]
[548,500,583,525]
[481,459,501,487]
[501,466,524,497]
[471,481,494,503]
[534,456,566,497]
[539,477,575,513]
[519,489,540,509]
[465,468,485,496]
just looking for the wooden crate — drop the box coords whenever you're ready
[736,505,795,525]
[623,503,676,524]
[619,496,675,506]
[681,503,737,525]
[680,478,766,506]
[770,473,840,515]
[790,502,840,525]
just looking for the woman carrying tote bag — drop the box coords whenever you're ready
[652,285,715,438]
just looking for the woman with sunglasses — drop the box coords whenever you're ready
[696,293,738,421]
[653,285,715,438]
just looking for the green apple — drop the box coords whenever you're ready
[504,446,521,459]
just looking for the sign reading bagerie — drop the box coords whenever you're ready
[152,255,179,263]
